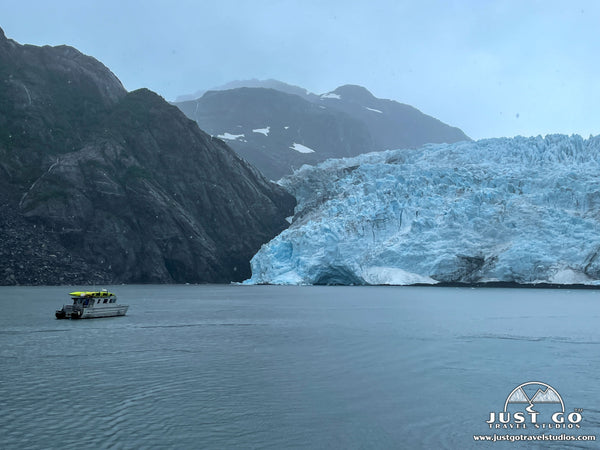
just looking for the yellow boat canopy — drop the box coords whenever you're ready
[69,291,116,298]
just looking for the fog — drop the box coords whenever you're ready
[2,0,599,139]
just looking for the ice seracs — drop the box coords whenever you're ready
[247,134,600,286]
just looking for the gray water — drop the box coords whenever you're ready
[1,285,599,449]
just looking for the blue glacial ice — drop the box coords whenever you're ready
[247,135,600,285]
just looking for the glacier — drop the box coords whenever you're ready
[246,134,600,286]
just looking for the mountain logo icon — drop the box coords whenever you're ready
[504,381,564,413]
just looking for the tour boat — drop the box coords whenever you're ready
[55,290,129,319]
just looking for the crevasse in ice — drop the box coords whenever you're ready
[246,134,600,285]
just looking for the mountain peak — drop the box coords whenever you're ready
[331,85,375,103]
[0,27,5,40]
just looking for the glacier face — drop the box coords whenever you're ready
[247,135,600,285]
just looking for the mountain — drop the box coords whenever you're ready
[0,27,295,285]
[175,79,318,102]
[530,388,561,403]
[176,87,375,180]
[174,80,469,180]
[246,135,600,286]
[318,84,469,149]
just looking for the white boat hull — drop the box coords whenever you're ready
[56,304,129,319]
[77,305,129,319]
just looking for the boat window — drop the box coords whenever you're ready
[104,299,108,303]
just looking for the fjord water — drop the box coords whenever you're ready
[1,285,599,449]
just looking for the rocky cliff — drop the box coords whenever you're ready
[0,28,295,285]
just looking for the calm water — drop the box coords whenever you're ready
[1,285,599,449]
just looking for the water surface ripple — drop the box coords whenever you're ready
[1,285,599,449]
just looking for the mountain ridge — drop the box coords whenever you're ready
[175,80,469,179]
[177,87,375,180]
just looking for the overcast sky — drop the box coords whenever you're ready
[1,0,599,140]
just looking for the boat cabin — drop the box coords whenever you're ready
[70,291,117,307]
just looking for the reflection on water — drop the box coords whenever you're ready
[1,285,599,449]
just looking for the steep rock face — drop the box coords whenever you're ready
[0,29,294,285]
[0,29,126,161]
[247,135,600,286]
[174,81,469,180]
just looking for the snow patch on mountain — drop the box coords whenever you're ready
[321,93,341,100]
[247,134,600,285]
[366,107,383,114]
[252,126,270,136]
[217,132,245,141]
[290,143,316,153]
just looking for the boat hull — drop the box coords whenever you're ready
[56,305,129,319]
